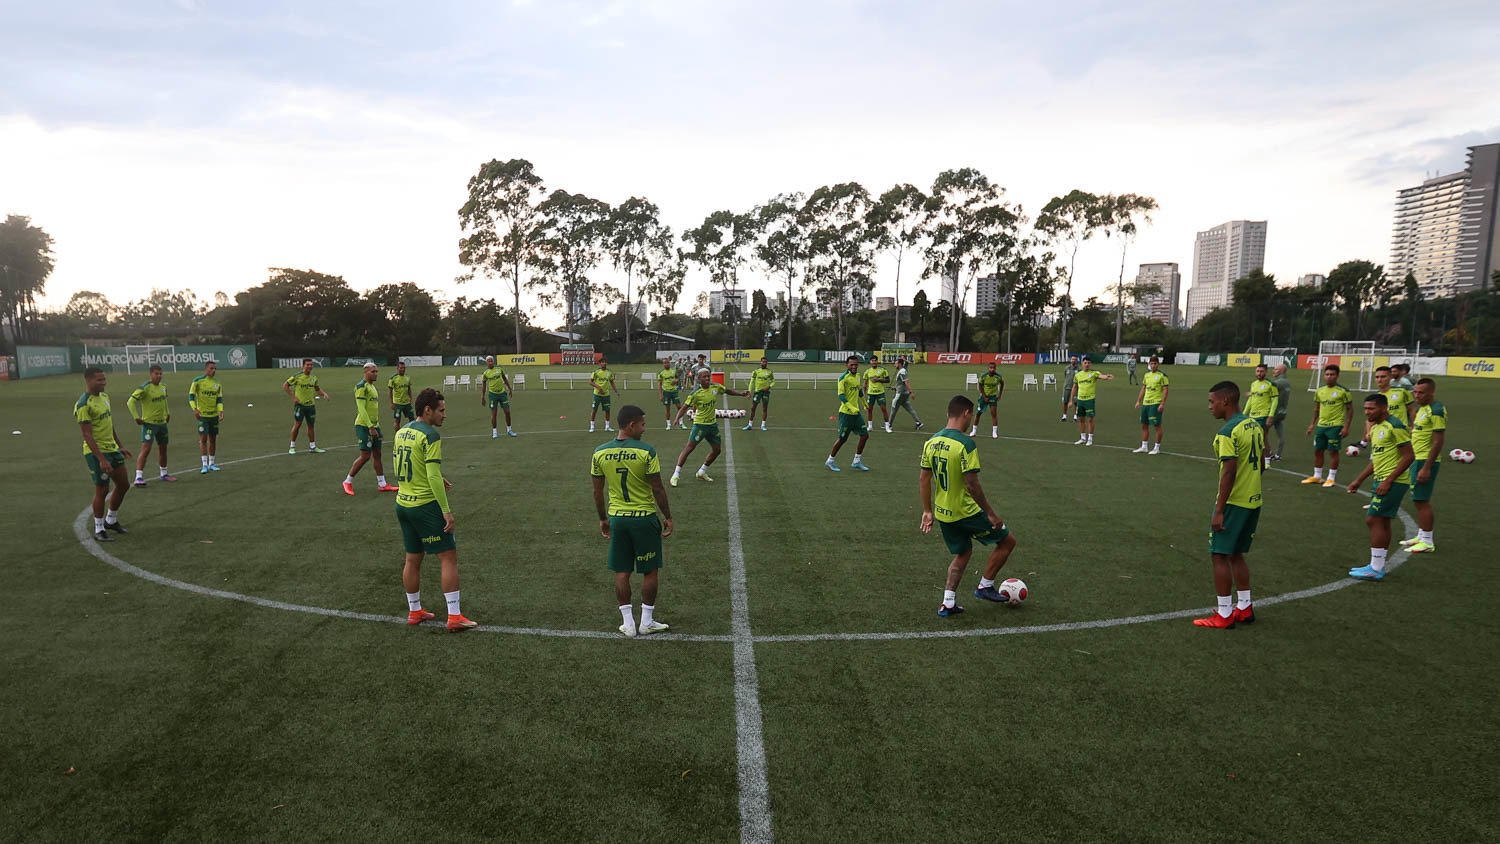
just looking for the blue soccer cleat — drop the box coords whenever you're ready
[851,462,870,472]
[937,604,965,618]
[974,586,1006,603]
[825,459,841,473]
[1347,564,1385,582]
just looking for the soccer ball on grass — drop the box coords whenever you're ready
[997,578,1028,606]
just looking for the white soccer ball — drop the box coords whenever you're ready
[1450,448,1465,462]
[1345,444,1361,457]
[1461,450,1476,464]
[247,403,255,408]
[998,578,1028,606]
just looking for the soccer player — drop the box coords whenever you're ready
[343,363,399,496]
[1269,363,1293,461]
[969,361,1004,439]
[1192,381,1263,629]
[1245,363,1279,435]
[1125,355,1138,385]
[284,358,329,454]
[1401,377,1446,554]
[128,364,176,486]
[744,357,775,431]
[670,368,749,485]
[77,366,132,542]
[388,360,414,429]
[480,355,517,438]
[394,388,476,631]
[1303,364,1353,487]
[1392,362,1414,390]
[1070,358,1114,445]
[588,358,620,433]
[187,359,224,474]
[890,357,924,430]
[591,404,675,637]
[1345,394,1415,581]
[1059,356,1079,421]
[658,359,683,430]
[1356,365,1410,450]
[826,355,872,472]
[863,355,893,433]
[919,395,1018,618]
[1132,355,1169,454]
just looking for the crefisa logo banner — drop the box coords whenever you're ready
[1447,357,1500,378]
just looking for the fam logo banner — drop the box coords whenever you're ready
[930,352,1037,365]
[711,349,766,363]
[1446,357,1500,378]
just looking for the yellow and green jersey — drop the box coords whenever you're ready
[388,374,413,405]
[481,366,509,396]
[285,372,320,406]
[750,368,775,392]
[1410,401,1448,463]
[1245,378,1279,418]
[864,366,890,395]
[1141,370,1169,405]
[977,372,1003,397]
[187,374,223,418]
[1368,417,1411,484]
[75,392,119,455]
[590,437,662,517]
[1074,370,1101,400]
[1384,386,1413,422]
[920,428,983,523]
[684,383,727,425]
[128,381,170,424]
[1212,413,1264,509]
[1314,384,1353,427]
[393,421,451,512]
[354,380,380,427]
[658,368,678,394]
[836,372,863,414]
[590,368,615,396]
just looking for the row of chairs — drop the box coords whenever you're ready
[440,374,528,391]
[966,373,1059,391]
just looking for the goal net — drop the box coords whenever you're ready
[126,344,176,374]
[1307,341,1374,392]
[1253,347,1296,370]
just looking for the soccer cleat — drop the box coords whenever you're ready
[507,430,517,437]
[696,470,713,482]
[446,614,479,631]
[974,585,1006,603]
[1231,605,1256,625]
[665,423,672,430]
[1132,445,1149,453]
[604,423,613,431]
[915,421,924,430]
[1073,437,1087,445]
[885,425,893,433]
[1398,537,1420,547]
[1150,446,1161,455]
[1191,612,1235,629]
[669,474,679,487]
[937,604,965,618]
[743,423,753,430]
[1321,478,1337,488]
[851,462,870,472]
[1085,440,1094,447]
[1301,476,1322,485]
[619,623,638,638]
[378,483,399,493]
[200,466,210,474]
[638,620,670,635]
[134,478,148,488]
[406,609,434,625]
[1059,415,1067,422]
[760,423,766,431]
[309,447,326,454]
[105,520,128,534]
[990,430,998,439]
[826,459,841,473]
[208,464,221,472]
[968,427,977,436]
[342,481,355,496]
[94,529,113,542]
[1347,564,1385,581]
[159,474,178,482]
[491,431,499,439]
[1407,541,1435,554]
[1071,415,1078,421]
[288,447,297,455]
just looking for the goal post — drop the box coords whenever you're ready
[1307,341,1374,392]
[125,344,176,374]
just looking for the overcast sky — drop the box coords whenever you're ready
[3,0,1499,324]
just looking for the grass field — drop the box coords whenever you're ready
[3,360,1497,842]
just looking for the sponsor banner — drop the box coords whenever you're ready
[275,357,331,368]
[445,355,486,367]
[1413,357,1447,376]
[711,349,766,364]
[334,356,388,367]
[1298,354,1327,370]
[495,353,549,367]
[78,344,257,372]
[765,349,818,363]
[1227,353,1261,368]
[822,350,864,362]
[1447,356,1500,378]
[396,355,443,367]
[1174,353,1201,366]
[1102,353,1131,364]
[16,345,72,378]
[1202,354,1224,366]
[930,352,1038,365]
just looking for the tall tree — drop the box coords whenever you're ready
[868,183,928,340]
[528,190,614,340]
[1036,189,1111,354]
[750,289,773,347]
[636,237,686,323]
[1232,269,1278,347]
[922,169,1022,351]
[755,193,808,349]
[1103,193,1159,347]
[1326,260,1387,339]
[65,291,116,327]
[458,159,547,353]
[607,197,671,354]
[909,289,930,351]
[365,283,442,352]
[803,183,877,350]
[0,215,54,346]
[684,209,759,350]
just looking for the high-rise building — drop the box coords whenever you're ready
[1390,143,1500,298]
[974,275,1001,316]
[1184,220,1268,326]
[1131,263,1181,326]
[1297,273,1327,288]
[708,288,746,318]
[569,286,592,325]
[875,296,895,311]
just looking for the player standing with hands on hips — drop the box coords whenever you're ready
[1345,394,1414,581]
[77,366,132,542]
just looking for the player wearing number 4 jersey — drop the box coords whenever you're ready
[393,388,477,631]
[919,395,1019,618]
[592,405,675,637]
[1193,381,1263,629]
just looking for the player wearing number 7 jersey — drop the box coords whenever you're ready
[919,395,1019,618]
[591,405,675,637]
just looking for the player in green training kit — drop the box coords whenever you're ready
[968,362,1004,439]
[343,363,399,496]
[890,357,924,430]
[1357,366,1414,451]
[1304,364,1353,487]
[77,366,132,542]
[658,361,683,430]
[744,357,775,431]
[1345,394,1415,581]
[1132,355,1169,454]
[129,364,177,486]
[920,395,1018,617]
[1245,363,1279,430]
[670,368,749,486]
[1401,377,1446,554]
[285,358,330,454]
[394,388,476,631]
[1070,358,1114,445]
[388,360,414,428]
[827,355,872,472]
[588,358,620,433]
[864,355,893,433]
[480,355,517,438]
[187,360,224,474]
[1270,363,1293,461]
[592,404,676,637]
[1193,381,1263,629]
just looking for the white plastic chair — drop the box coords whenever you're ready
[1042,374,1058,391]
[512,374,526,390]
[965,373,979,387]
[442,375,457,391]
[1023,373,1039,390]
[457,374,471,391]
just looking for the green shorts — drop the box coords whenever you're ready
[661,391,681,407]
[1139,404,1163,426]
[356,424,383,452]
[866,394,887,407]
[396,501,455,554]
[1409,460,1440,503]
[392,403,414,421]
[977,395,998,413]
[140,422,169,445]
[607,514,664,573]
[837,412,868,439]
[1366,482,1409,519]
[1075,398,1096,418]
[488,392,510,410]
[689,422,721,446]
[1209,504,1260,555]
[293,404,317,423]
[752,390,771,406]
[1314,425,1343,452]
[592,394,612,411]
[85,451,127,486]
[1251,416,1270,429]
[197,417,220,436]
[938,511,1010,556]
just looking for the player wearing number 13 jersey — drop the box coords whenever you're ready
[918,395,1019,619]
[392,388,476,631]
